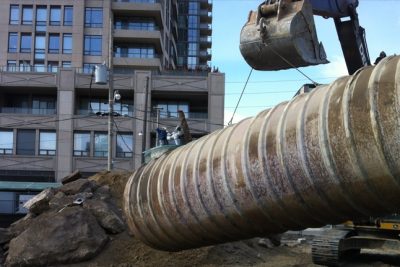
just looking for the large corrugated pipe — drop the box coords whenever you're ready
[124,56,400,251]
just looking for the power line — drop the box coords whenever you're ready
[228,68,253,125]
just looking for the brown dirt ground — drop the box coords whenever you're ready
[62,171,400,267]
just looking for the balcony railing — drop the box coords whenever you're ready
[114,24,159,31]
[73,150,89,157]
[114,52,159,59]
[154,112,208,119]
[114,0,159,3]
[39,149,56,156]
[0,107,56,115]
[0,148,13,155]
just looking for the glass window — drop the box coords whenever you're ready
[85,8,102,28]
[32,97,56,114]
[19,60,31,72]
[48,34,59,53]
[36,6,47,31]
[63,33,72,54]
[74,132,90,157]
[94,132,108,157]
[7,60,17,71]
[20,33,31,53]
[22,6,33,25]
[62,61,71,68]
[9,5,19,25]
[50,6,61,26]
[35,35,45,60]
[17,129,35,155]
[64,6,73,26]
[84,35,102,56]
[0,130,13,155]
[39,131,56,156]
[116,133,133,158]
[8,32,18,53]
[47,61,58,73]
[34,62,45,72]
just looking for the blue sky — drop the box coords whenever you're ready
[210,0,400,124]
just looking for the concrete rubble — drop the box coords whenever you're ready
[0,173,126,267]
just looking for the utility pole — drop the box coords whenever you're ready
[107,8,114,171]
[141,76,150,164]
[153,107,162,145]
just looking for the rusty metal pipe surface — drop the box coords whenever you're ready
[124,56,400,251]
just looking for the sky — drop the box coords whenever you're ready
[210,0,400,125]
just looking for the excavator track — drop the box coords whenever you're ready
[311,228,353,266]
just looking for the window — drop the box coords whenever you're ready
[84,35,102,56]
[64,6,73,26]
[17,129,35,155]
[82,63,98,74]
[50,6,61,26]
[114,44,155,58]
[7,60,17,71]
[19,60,31,72]
[39,131,56,156]
[77,97,133,116]
[47,61,58,73]
[8,32,18,53]
[34,62,45,72]
[116,133,133,158]
[35,35,46,59]
[154,101,189,118]
[114,17,156,30]
[85,8,102,28]
[32,97,56,114]
[63,33,72,54]
[36,6,47,31]
[48,34,60,53]
[74,132,90,156]
[0,130,13,155]
[62,61,71,68]
[20,33,32,53]
[22,6,33,25]
[9,5,19,25]
[94,132,108,157]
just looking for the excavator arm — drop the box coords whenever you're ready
[239,0,370,74]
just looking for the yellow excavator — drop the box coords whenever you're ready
[239,0,400,265]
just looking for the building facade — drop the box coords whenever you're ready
[0,0,223,189]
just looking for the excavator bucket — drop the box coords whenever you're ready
[240,0,329,71]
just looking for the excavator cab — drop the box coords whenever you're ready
[239,0,329,71]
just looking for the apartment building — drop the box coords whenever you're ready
[0,0,223,216]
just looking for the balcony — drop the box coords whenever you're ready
[113,29,162,50]
[113,54,162,70]
[200,0,212,11]
[112,0,162,23]
[200,37,212,48]
[199,23,212,35]
[0,107,56,115]
[200,10,212,24]
[199,50,212,61]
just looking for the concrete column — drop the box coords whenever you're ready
[56,69,75,181]
[134,70,151,168]
[208,72,225,132]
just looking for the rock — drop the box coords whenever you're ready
[61,169,82,185]
[83,199,125,234]
[59,179,97,195]
[8,213,35,238]
[5,206,108,267]
[95,185,111,200]
[49,191,74,211]
[23,188,55,215]
[0,246,5,265]
[0,228,11,245]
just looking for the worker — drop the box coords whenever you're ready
[172,125,184,145]
[156,127,168,146]
[374,51,386,65]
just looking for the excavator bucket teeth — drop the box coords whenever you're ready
[240,0,329,71]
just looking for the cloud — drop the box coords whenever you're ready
[321,56,348,78]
